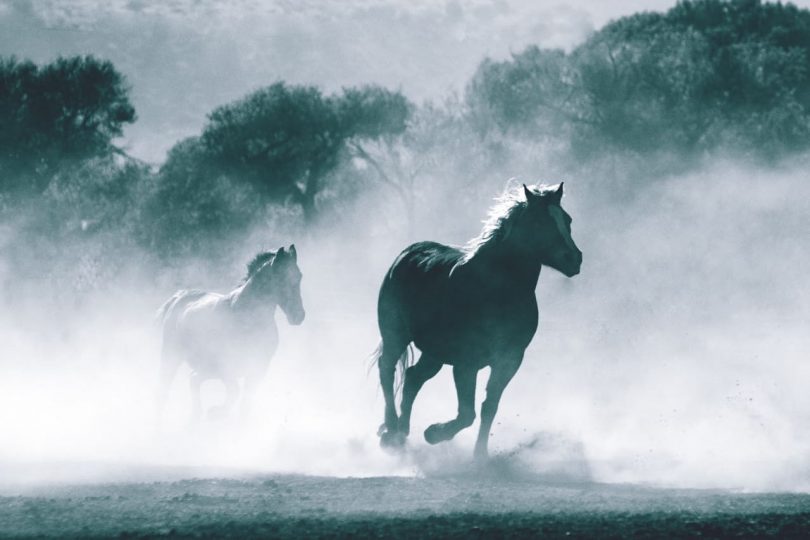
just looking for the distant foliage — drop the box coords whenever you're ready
[138,136,262,257]
[0,55,146,300]
[0,55,136,194]
[5,2,810,294]
[140,82,411,254]
[198,82,411,222]
[467,0,810,160]
[467,47,574,138]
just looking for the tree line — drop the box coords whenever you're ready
[468,0,810,160]
[2,0,809,283]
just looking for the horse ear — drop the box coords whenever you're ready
[523,184,537,203]
[549,182,564,205]
[277,246,286,256]
[289,244,297,261]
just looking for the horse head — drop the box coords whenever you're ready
[249,245,305,325]
[520,183,582,277]
[272,245,305,325]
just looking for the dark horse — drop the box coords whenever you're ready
[156,246,305,421]
[374,183,581,459]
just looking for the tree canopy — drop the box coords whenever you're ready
[196,82,411,222]
[0,55,136,194]
[6,1,810,271]
[466,0,810,159]
[140,82,411,254]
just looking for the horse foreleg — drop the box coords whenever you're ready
[208,377,239,421]
[378,341,406,447]
[424,365,476,445]
[398,355,442,436]
[474,359,521,460]
[189,372,203,423]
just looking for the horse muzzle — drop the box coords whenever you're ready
[557,249,582,277]
[286,309,306,326]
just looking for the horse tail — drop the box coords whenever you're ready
[367,342,384,377]
[368,341,414,399]
[396,344,415,397]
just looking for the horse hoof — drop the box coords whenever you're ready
[379,430,406,449]
[473,448,489,463]
[424,424,445,445]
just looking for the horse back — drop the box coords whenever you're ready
[378,242,460,346]
[380,241,461,304]
[156,289,211,331]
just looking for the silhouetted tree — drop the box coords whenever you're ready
[350,97,495,237]
[138,136,262,257]
[466,47,576,137]
[0,55,136,194]
[199,82,410,223]
[466,0,810,160]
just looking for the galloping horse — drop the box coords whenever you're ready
[374,183,581,459]
[156,246,305,421]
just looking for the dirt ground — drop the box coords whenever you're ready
[2,464,810,539]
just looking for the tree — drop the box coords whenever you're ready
[465,0,810,161]
[138,136,262,257]
[570,15,717,155]
[199,82,411,224]
[0,55,136,194]
[465,46,576,137]
[349,96,497,238]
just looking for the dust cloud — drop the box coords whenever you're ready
[1,152,809,493]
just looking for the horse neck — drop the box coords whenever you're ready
[463,238,542,291]
[229,276,277,314]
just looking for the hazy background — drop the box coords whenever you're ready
[5,0,810,162]
[2,0,810,493]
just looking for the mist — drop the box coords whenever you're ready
[3,0,810,507]
[0,0,601,163]
[1,151,809,493]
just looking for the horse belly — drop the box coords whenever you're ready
[411,297,538,365]
[184,336,272,379]
[177,307,276,379]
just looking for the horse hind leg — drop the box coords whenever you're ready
[376,338,408,448]
[424,364,477,445]
[398,354,442,437]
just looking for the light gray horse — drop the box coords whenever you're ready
[156,246,305,422]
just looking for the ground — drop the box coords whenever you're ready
[2,465,810,539]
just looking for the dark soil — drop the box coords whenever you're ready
[2,471,810,538]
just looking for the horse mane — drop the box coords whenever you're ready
[460,183,557,264]
[243,250,276,282]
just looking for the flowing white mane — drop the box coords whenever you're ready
[243,250,277,282]
[461,183,558,263]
